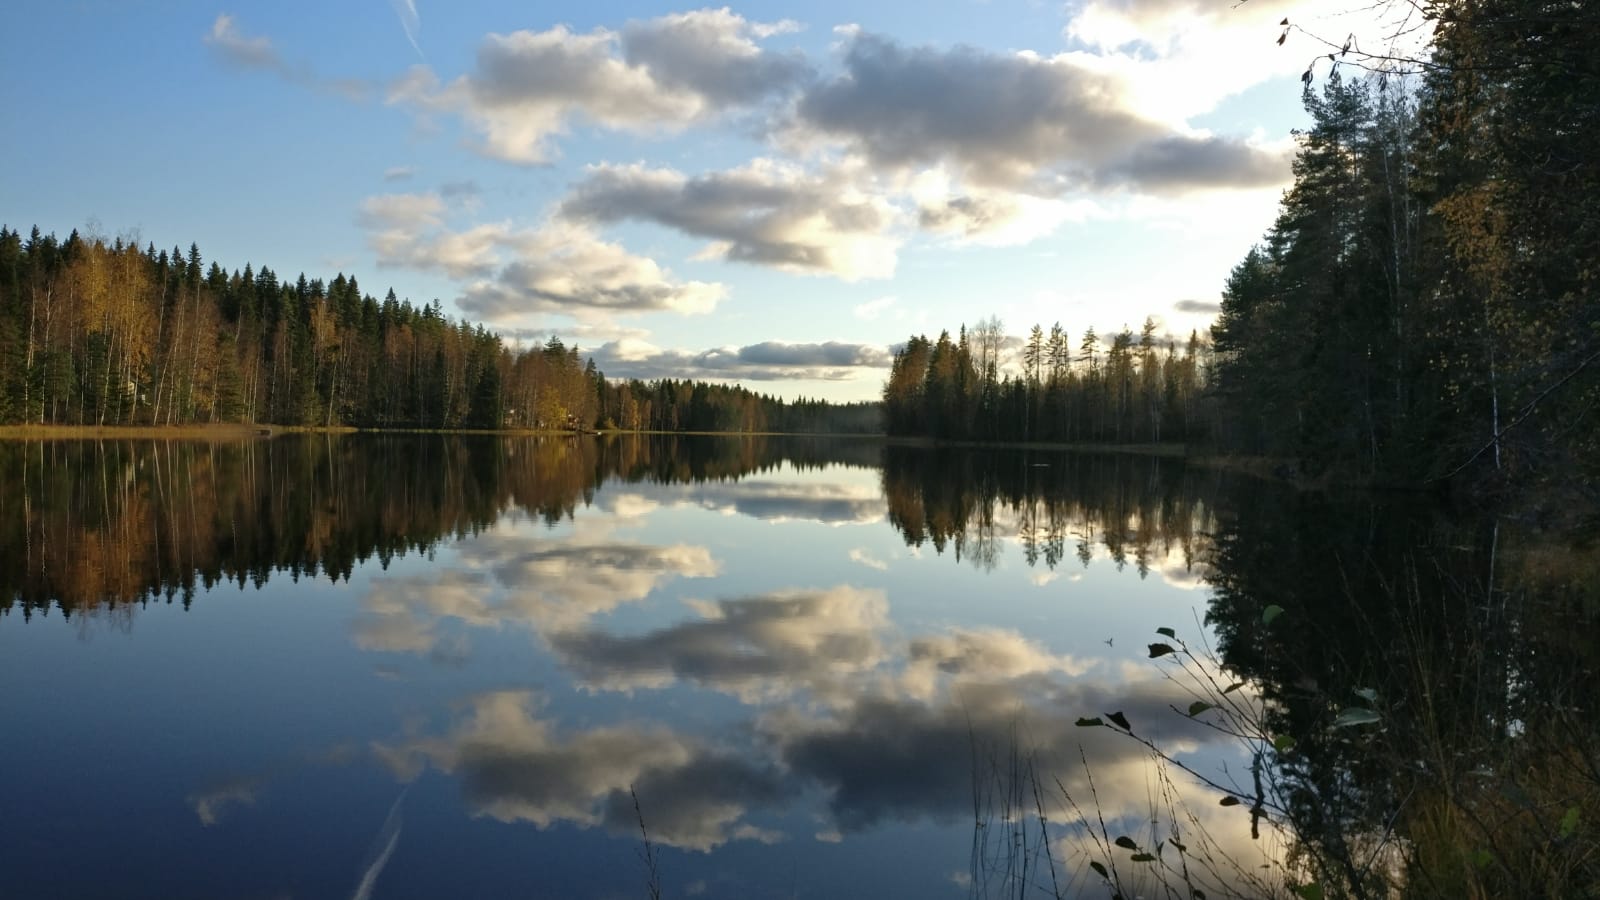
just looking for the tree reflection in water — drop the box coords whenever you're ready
[3,437,1594,898]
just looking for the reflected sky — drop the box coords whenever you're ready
[0,438,1272,900]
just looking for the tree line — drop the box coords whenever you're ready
[0,227,878,434]
[1212,0,1599,494]
[882,316,1209,444]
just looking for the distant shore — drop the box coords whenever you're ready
[0,423,294,441]
[882,435,1189,456]
[0,425,1296,479]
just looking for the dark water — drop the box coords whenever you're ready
[1,436,1594,899]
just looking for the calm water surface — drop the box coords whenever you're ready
[1,436,1585,899]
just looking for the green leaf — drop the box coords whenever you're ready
[1130,853,1156,862]
[1114,835,1139,850]
[1076,717,1105,727]
[1273,735,1297,753]
[1293,884,1325,900]
[1106,711,1132,731]
[1148,642,1177,658]
[1559,806,1580,839]
[1188,701,1215,717]
[1219,796,1241,807]
[1471,849,1494,869]
[1353,687,1379,704]
[1222,682,1246,695]
[1090,861,1109,879]
[1333,707,1381,728]
[1262,605,1285,625]
[1156,627,1176,639]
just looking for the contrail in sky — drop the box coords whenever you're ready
[389,0,423,59]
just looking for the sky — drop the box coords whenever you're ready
[1,0,1391,401]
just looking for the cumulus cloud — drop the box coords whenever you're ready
[358,191,445,231]
[364,553,1269,879]
[550,587,890,699]
[791,32,1289,195]
[382,165,417,182]
[906,628,1093,684]
[908,169,1096,245]
[1100,134,1292,193]
[598,479,887,525]
[387,10,808,164]
[620,8,810,106]
[356,191,727,324]
[353,570,494,656]
[587,339,892,383]
[764,675,1229,831]
[689,479,887,524]
[559,160,901,280]
[458,222,727,321]
[351,534,720,655]
[374,691,790,851]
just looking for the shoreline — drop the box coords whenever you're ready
[0,424,1282,474]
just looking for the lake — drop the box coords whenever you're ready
[1,436,1593,899]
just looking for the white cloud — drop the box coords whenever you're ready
[351,534,721,655]
[907,167,1097,245]
[551,587,891,700]
[356,191,727,325]
[373,691,788,851]
[848,548,889,571]
[790,32,1291,195]
[587,339,893,383]
[853,296,897,320]
[386,10,808,164]
[460,221,727,322]
[204,14,279,70]
[559,160,902,280]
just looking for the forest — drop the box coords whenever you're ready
[1206,0,1596,496]
[0,228,877,436]
[881,317,1209,445]
[887,0,1598,501]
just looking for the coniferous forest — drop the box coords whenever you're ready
[0,228,876,435]
[885,0,1598,504]
[881,317,1209,445]
[1206,2,1597,497]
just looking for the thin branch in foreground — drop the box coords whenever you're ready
[631,786,662,900]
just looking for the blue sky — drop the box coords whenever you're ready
[3,0,1371,400]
